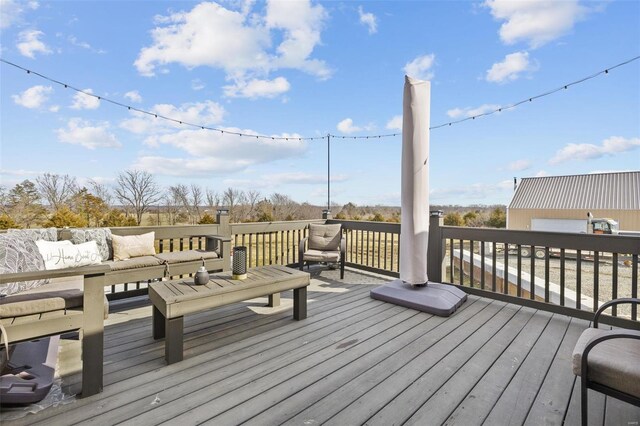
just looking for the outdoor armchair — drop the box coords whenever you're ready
[299,223,345,279]
[572,298,640,426]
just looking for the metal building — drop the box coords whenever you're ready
[507,171,640,231]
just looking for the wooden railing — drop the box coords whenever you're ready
[230,220,322,268]
[425,214,639,325]
[327,219,400,276]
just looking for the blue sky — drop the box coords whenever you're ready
[1,0,639,207]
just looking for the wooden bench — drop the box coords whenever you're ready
[149,265,310,364]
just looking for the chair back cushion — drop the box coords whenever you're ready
[308,224,341,251]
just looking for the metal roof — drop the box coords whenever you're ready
[508,171,640,210]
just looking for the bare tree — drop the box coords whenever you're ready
[88,179,114,208]
[205,189,221,210]
[190,184,203,223]
[245,190,261,221]
[114,170,162,225]
[223,187,245,223]
[168,184,190,223]
[270,192,298,221]
[36,173,78,211]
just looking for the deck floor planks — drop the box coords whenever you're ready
[322,300,517,426]
[279,297,497,426]
[120,305,417,425]
[368,306,546,426]
[479,314,572,425]
[27,285,387,425]
[523,317,590,425]
[241,297,483,426]
[3,268,639,426]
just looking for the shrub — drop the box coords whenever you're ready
[0,214,19,230]
[198,213,216,224]
[444,212,464,226]
[44,206,88,228]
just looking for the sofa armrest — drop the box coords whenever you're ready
[593,298,640,328]
[0,264,111,285]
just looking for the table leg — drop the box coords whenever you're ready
[152,305,165,339]
[268,292,281,307]
[293,287,307,320]
[165,316,184,364]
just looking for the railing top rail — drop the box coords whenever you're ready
[230,219,324,234]
[441,226,639,254]
[328,219,401,233]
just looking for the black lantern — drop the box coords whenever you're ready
[232,246,247,280]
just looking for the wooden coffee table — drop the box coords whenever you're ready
[149,265,310,364]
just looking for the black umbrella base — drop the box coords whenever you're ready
[370,279,467,317]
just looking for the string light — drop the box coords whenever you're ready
[1,55,638,140]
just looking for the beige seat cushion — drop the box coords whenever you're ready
[155,250,219,264]
[0,276,109,319]
[572,327,640,398]
[303,249,340,263]
[103,255,163,271]
[308,224,341,251]
[112,232,155,261]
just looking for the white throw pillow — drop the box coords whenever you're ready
[111,232,156,261]
[36,240,103,270]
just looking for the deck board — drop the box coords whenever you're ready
[2,267,639,426]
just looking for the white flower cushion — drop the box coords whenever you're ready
[112,232,156,261]
[36,240,103,270]
[0,234,49,296]
[70,228,113,261]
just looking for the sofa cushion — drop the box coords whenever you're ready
[0,276,109,319]
[7,228,57,242]
[0,234,49,296]
[308,224,341,251]
[112,232,156,261]
[572,327,640,398]
[36,240,102,270]
[70,228,113,261]
[155,250,219,264]
[102,255,163,271]
[302,248,341,263]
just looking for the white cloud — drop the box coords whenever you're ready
[263,172,348,185]
[16,29,51,58]
[124,90,142,103]
[132,128,308,176]
[403,54,435,80]
[507,159,531,171]
[191,79,205,91]
[431,179,513,201]
[386,115,402,130]
[0,168,43,176]
[134,1,330,98]
[486,51,536,83]
[56,118,121,149]
[484,0,588,48]
[71,89,101,110]
[358,6,377,34]
[534,170,549,177]
[1,0,38,29]
[550,136,640,164]
[120,100,225,134]
[336,118,375,134]
[12,85,52,109]
[446,104,502,119]
[223,76,290,99]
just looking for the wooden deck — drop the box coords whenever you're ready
[3,268,639,425]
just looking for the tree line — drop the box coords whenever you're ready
[0,170,507,229]
[0,170,329,229]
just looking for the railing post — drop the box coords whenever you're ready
[428,210,444,282]
[216,208,231,238]
[322,209,332,220]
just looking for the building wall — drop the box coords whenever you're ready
[507,208,640,231]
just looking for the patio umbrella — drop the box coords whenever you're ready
[370,76,466,316]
